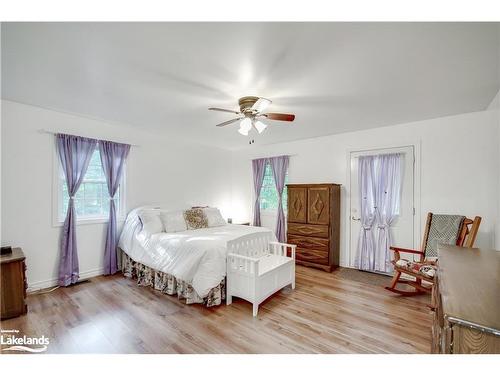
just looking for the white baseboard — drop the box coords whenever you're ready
[27,268,104,293]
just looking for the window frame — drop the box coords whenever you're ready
[52,142,127,227]
[259,160,289,216]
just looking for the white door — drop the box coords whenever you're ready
[349,146,415,273]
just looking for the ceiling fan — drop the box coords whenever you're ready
[209,96,295,136]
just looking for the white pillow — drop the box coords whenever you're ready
[161,210,188,233]
[138,211,163,235]
[203,207,226,227]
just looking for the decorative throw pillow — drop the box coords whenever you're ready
[203,207,226,227]
[138,211,163,235]
[160,210,188,233]
[184,208,209,230]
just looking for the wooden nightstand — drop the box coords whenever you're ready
[1,247,28,320]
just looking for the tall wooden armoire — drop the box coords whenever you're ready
[286,183,341,272]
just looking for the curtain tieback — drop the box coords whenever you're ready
[377,224,389,229]
[109,197,118,201]
[362,225,372,230]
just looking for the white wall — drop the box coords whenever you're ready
[489,90,500,250]
[1,100,233,290]
[495,38,500,251]
[230,110,500,266]
[488,89,500,249]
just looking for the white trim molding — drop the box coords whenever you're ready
[27,268,105,293]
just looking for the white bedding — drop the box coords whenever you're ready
[118,207,276,298]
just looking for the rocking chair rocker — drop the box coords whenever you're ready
[385,212,481,296]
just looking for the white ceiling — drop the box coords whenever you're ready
[2,22,499,150]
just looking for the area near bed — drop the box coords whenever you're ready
[118,206,276,305]
[1,20,499,359]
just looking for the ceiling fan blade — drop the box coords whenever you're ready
[252,97,272,113]
[264,113,295,122]
[208,107,241,115]
[215,117,243,127]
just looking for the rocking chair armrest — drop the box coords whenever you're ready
[389,246,424,255]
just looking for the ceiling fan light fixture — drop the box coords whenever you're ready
[238,128,250,136]
[254,120,267,134]
[210,96,295,135]
[238,117,252,136]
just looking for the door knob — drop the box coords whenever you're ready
[351,216,361,221]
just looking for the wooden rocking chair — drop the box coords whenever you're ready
[385,212,481,296]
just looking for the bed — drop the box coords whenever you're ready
[118,206,276,306]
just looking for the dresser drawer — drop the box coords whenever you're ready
[287,234,329,250]
[288,223,329,238]
[295,247,330,265]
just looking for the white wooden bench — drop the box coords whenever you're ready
[226,232,296,316]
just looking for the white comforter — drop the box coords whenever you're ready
[118,207,276,298]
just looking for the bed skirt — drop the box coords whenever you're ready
[121,252,225,307]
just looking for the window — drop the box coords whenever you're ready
[57,147,125,223]
[259,161,288,211]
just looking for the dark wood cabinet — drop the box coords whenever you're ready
[307,186,330,225]
[287,186,307,223]
[1,248,28,320]
[287,184,341,272]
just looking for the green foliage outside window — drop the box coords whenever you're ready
[61,149,120,219]
[259,162,288,211]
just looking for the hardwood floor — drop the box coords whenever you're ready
[0,266,432,354]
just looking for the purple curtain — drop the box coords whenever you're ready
[56,134,97,286]
[252,158,267,226]
[99,140,131,275]
[269,155,289,242]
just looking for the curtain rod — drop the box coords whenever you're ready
[350,145,413,158]
[352,151,406,158]
[37,129,140,147]
[249,154,298,161]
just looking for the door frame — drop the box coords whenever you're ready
[345,142,422,269]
